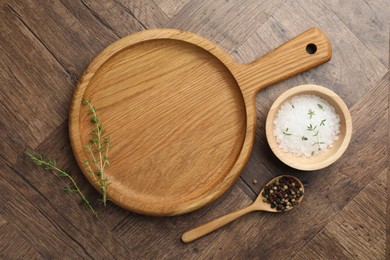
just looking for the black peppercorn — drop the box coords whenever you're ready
[262,176,303,212]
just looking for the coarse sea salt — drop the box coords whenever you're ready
[273,94,340,157]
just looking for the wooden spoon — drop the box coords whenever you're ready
[181,175,304,243]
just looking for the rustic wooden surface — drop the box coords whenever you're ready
[0,0,388,259]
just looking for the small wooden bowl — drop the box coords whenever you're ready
[265,84,352,171]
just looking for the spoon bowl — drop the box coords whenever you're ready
[252,175,304,212]
[181,175,304,243]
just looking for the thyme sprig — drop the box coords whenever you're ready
[82,98,110,206]
[307,124,317,132]
[24,149,97,216]
[283,128,292,136]
[308,109,315,119]
[307,108,324,154]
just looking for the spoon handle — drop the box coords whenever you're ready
[181,205,256,243]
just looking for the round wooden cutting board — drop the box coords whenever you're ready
[69,28,331,216]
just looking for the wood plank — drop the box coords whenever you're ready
[293,168,387,260]
[0,161,94,258]
[387,48,390,260]
[232,0,387,195]
[0,0,388,258]
[325,0,389,67]
[388,107,390,260]
[0,5,74,164]
[153,0,190,18]
[80,0,144,37]
[112,184,254,259]
[112,0,170,28]
[166,0,286,52]
[0,122,138,258]
[7,0,118,77]
[0,214,42,259]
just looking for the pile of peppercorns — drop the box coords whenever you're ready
[262,176,304,212]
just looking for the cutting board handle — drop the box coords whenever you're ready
[240,27,332,98]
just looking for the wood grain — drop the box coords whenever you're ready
[0,5,73,164]
[325,0,389,67]
[0,0,388,258]
[0,214,42,259]
[7,0,118,77]
[113,184,255,259]
[294,168,387,260]
[153,0,190,18]
[166,0,286,51]
[79,0,145,37]
[114,0,169,28]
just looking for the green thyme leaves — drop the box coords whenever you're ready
[25,149,97,216]
[283,128,292,136]
[308,109,315,119]
[82,98,111,206]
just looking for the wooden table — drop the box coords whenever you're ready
[1,0,388,259]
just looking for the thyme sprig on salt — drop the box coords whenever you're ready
[308,109,315,119]
[308,106,329,152]
[82,98,111,206]
[273,95,340,157]
[307,124,317,132]
[308,108,323,153]
[283,128,292,136]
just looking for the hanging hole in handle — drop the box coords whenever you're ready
[306,43,317,54]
